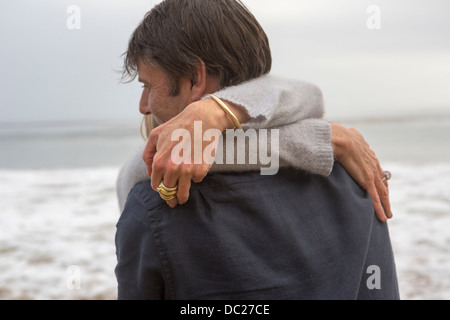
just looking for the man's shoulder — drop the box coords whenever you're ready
[125,163,363,215]
[126,180,164,213]
[125,169,298,212]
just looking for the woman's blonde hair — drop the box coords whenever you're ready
[140,115,153,141]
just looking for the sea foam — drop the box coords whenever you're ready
[0,162,449,299]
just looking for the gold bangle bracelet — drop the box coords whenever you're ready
[208,94,243,129]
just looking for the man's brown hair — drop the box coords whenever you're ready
[122,0,272,95]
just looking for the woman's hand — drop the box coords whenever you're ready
[142,98,250,208]
[331,123,393,223]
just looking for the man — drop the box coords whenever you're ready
[115,0,399,300]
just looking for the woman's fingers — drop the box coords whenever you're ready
[333,125,394,223]
[157,162,180,208]
[142,103,222,208]
[177,174,192,205]
[358,163,389,223]
[367,183,388,223]
[366,154,393,222]
[150,153,165,191]
[377,170,393,219]
[377,178,392,220]
[142,133,157,178]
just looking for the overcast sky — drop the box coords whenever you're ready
[1,0,449,124]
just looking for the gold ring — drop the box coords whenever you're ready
[157,182,178,201]
[382,171,392,182]
[157,187,177,196]
[158,182,178,192]
[159,193,176,201]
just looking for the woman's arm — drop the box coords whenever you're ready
[211,74,325,129]
[206,75,333,176]
[139,76,392,221]
[145,74,333,180]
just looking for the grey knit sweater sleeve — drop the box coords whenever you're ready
[212,74,326,128]
[211,74,333,175]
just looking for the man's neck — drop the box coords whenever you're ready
[204,73,220,95]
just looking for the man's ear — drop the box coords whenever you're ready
[190,61,208,101]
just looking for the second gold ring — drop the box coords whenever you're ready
[157,182,178,201]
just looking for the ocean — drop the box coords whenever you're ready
[0,116,449,300]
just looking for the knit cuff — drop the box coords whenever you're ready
[310,120,335,176]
